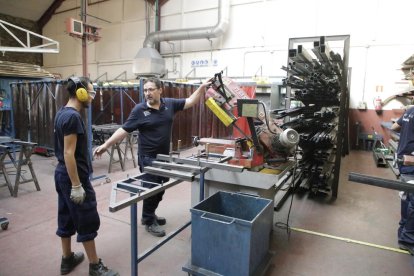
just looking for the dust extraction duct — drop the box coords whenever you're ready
[133,0,230,77]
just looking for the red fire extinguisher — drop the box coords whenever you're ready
[374,96,382,113]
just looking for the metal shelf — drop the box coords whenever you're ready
[283,35,351,198]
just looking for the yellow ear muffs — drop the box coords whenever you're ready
[69,77,89,102]
[76,87,89,102]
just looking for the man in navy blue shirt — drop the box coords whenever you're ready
[392,106,414,255]
[94,77,211,237]
[54,76,118,275]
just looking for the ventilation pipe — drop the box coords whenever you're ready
[133,0,230,77]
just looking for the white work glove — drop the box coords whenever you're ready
[399,191,407,200]
[70,184,86,204]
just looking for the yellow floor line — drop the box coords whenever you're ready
[290,227,410,255]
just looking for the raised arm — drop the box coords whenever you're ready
[183,79,212,110]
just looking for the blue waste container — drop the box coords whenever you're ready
[189,191,273,276]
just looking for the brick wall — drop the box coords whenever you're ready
[0,14,43,65]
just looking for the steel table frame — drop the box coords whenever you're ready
[109,153,242,275]
[0,138,40,197]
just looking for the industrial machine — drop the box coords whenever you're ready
[200,71,299,170]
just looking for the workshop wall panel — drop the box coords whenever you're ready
[96,24,122,62]
[94,0,123,24]
[123,0,146,22]
[183,0,216,12]
[121,21,145,60]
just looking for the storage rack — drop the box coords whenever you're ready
[280,35,350,198]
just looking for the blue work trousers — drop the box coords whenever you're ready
[55,168,100,242]
[138,155,169,225]
[398,174,414,244]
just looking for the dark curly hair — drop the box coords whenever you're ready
[66,76,92,98]
[144,77,163,89]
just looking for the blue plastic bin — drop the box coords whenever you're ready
[190,191,273,276]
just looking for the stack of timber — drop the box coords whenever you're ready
[0,61,54,78]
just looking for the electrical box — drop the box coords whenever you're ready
[237,99,259,117]
[66,18,83,36]
[357,101,367,110]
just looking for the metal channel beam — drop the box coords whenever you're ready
[116,182,149,194]
[109,177,182,212]
[297,45,314,65]
[348,172,414,193]
[143,167,195,182]
[311,46,325,63]
[319,45,331,63]
[289,61,311,75]
[156,154,244,172]
[151,161,202,172]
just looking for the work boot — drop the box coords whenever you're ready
[141,215,166,226]
[60,252,84,275]
[145,221,166,237]
[89,259,119,276]
[399,242,414,255]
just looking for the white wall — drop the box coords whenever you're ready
[42,0,414,109]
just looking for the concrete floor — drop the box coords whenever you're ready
[1,148,414,276]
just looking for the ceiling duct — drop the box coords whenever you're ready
[133,0,230,77]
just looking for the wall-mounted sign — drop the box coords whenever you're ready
[191,59,218,68]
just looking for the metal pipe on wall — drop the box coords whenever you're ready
[142,0,230,48]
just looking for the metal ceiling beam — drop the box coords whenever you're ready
[37,0,65,29]
[0,19,59,54]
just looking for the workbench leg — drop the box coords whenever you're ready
[25,151,41,191]
[199,171,205,202]
[130,136,136,168]
[109,144,125,173]
[13,149,24,197]
[124,135,136,168]
[109,146,115,173]
[1,167,13,196]
[116,143,125,171]
[0,152,13,196]
[131,202,138,276]
[13,146,40,197]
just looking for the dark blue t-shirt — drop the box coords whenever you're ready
[54,107,92,178]
[122,98,185,156]
[397,106,414,174]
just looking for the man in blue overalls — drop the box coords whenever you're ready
[54,77,118,275]
[94,77,211,237]
[392,106,414,255]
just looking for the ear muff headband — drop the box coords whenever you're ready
[69,77,89,102]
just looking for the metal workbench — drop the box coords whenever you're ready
[92,124,137,173]
[108,152,244,276]
[190,162,294,207]
[0,136,40,197]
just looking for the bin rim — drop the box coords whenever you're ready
[191,208,253,226]
[190,197,273,227]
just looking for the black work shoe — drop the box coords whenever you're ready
[145,221,166,237]
[89,259,119,276]
[141,215,166,226]
[60,252,85,275]
[399,242,414,255]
